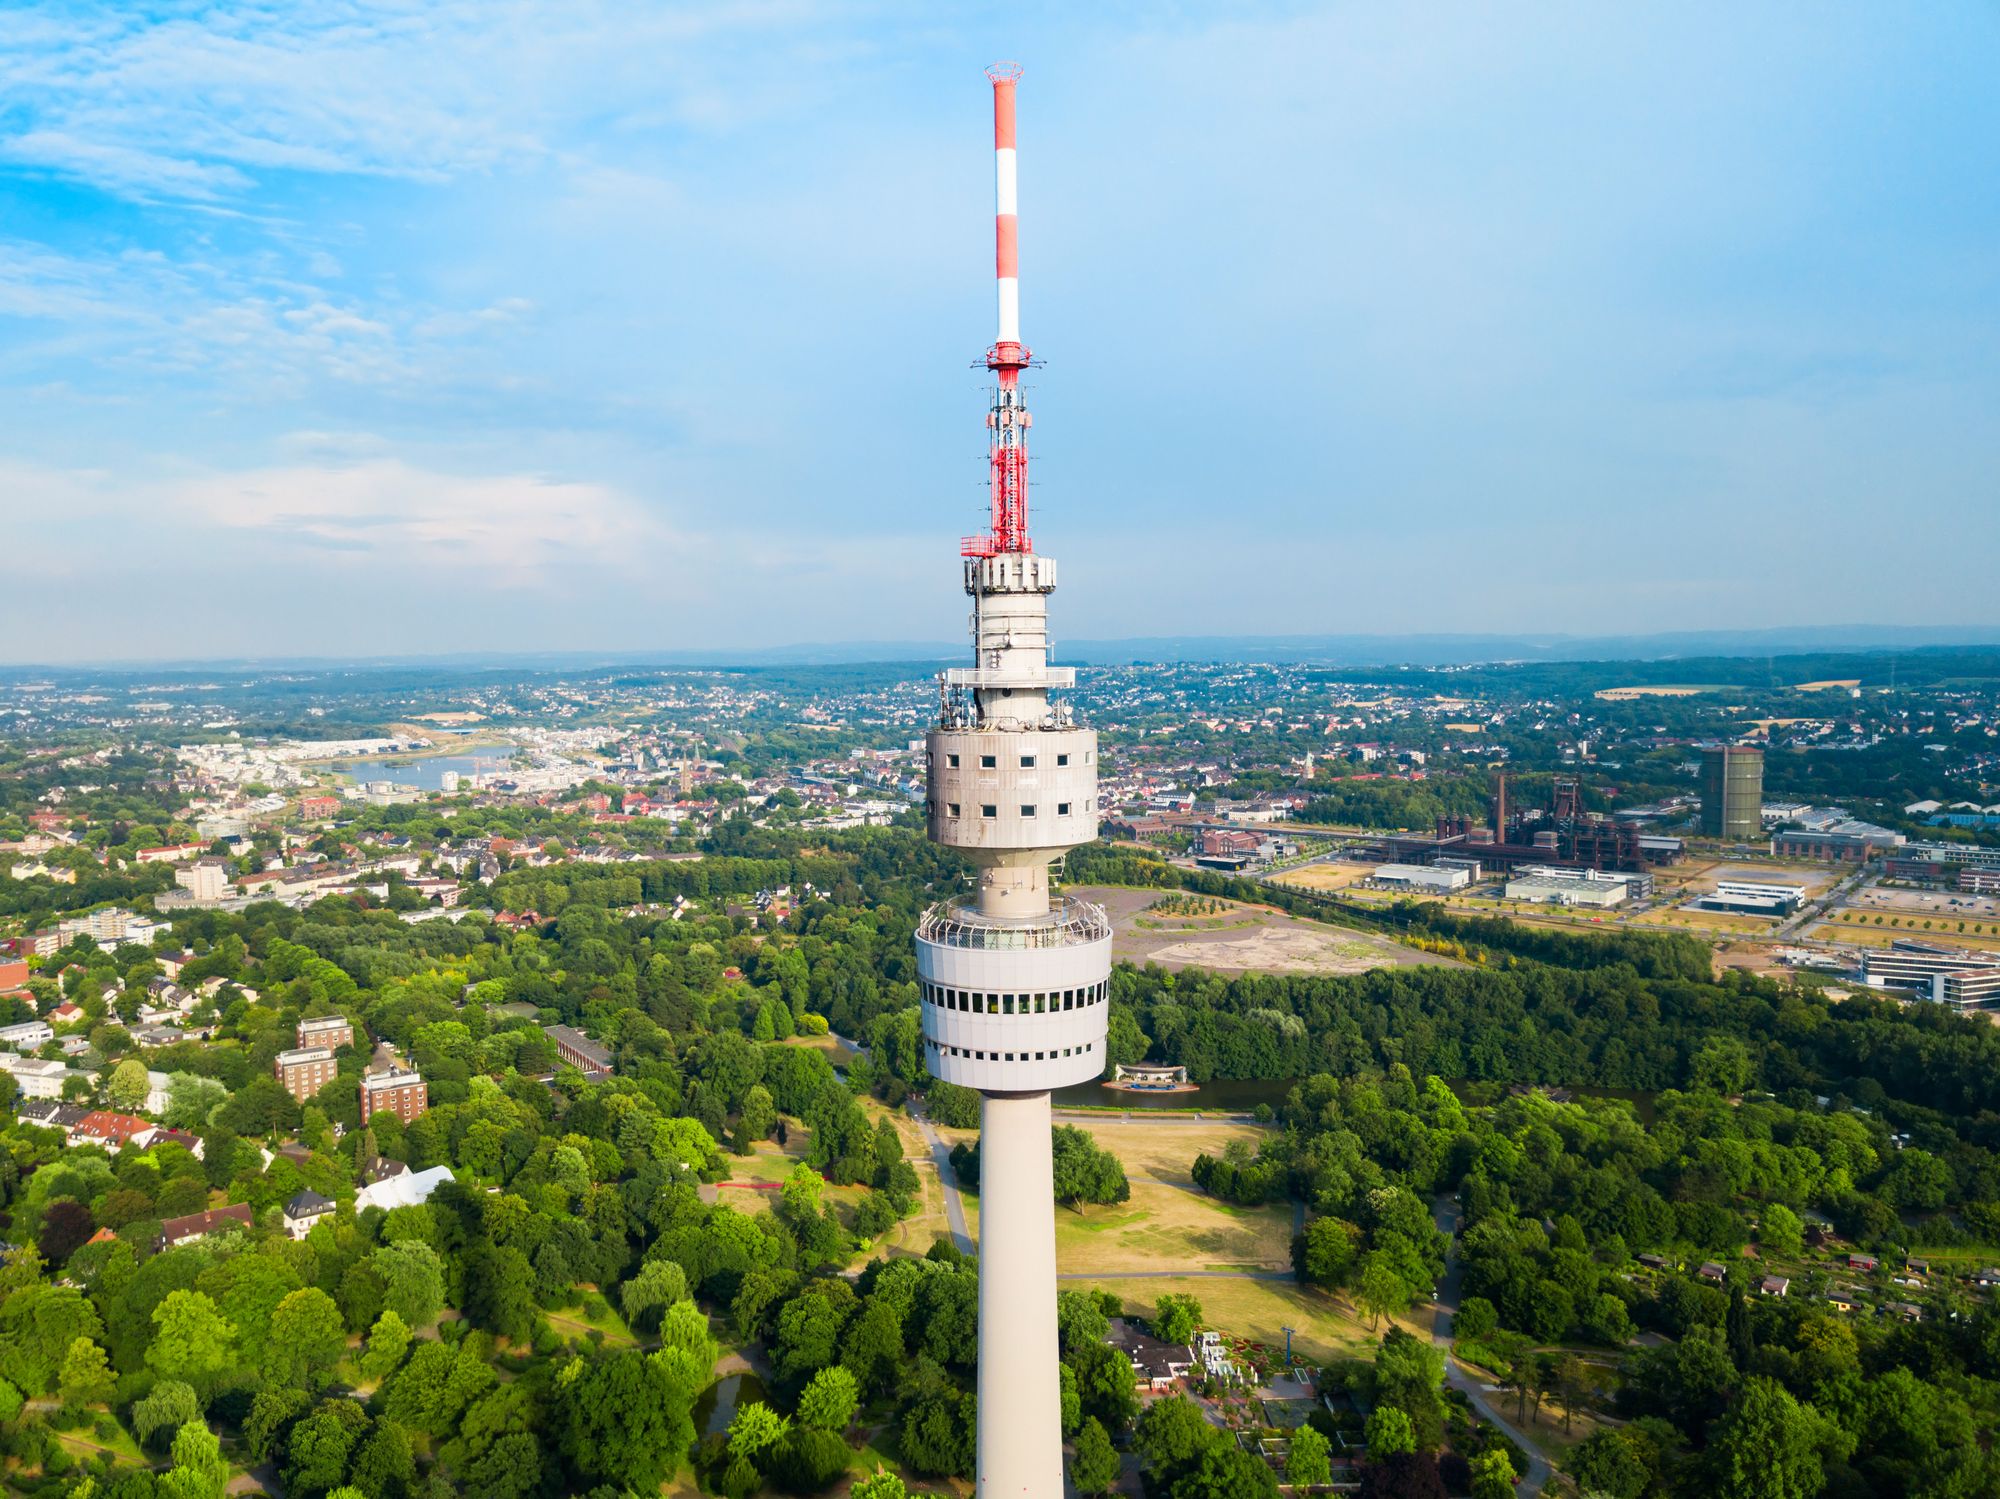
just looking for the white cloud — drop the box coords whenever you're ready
[168,457,666,582]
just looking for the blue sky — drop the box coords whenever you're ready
[4,2,1997,662]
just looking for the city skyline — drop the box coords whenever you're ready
[6,2,2000,662]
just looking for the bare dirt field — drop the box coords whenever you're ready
[1271,861,1373,893]
[1594,684,1724,700]
[1073,885,1456,977]
[1654,859,1842,900]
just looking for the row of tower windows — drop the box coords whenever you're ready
[929,798,1092,819]
[940,750,1092,769]
[927,1036,1095,1064]
[920,980,1109,1014]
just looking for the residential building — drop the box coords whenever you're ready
[157,1203,254,1251]
[299,796,341,820]
[297,1014,354,1051]
[282,1189,336,1240]
[274,1045,338,1102]
[176,858,231,902]
[68,1110,157,1153]
[0,1020,54,1052]
[0,1053,90,1099]
[359,1065,428,1124]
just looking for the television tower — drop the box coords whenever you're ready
[916,63,1112,1496]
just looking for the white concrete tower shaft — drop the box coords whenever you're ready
[913,62,1113,1498]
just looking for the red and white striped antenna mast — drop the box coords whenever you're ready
[962,61,1034,559]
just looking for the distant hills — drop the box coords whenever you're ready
[7,624,1999,675]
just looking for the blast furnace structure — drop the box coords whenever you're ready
[914,62,1112,1497]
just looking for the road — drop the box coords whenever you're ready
[1429,1193,1554,1496]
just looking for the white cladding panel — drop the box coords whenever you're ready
[916,926,1110,1091]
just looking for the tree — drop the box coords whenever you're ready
[1704,1377,1836,1499]
[561,1348,701,1492]
[1051,1125,1130,1212]
[372,1241,445,1329]
[728,1400,789,1460]
[1359,1452,1448,1499]
[797,1365,859,1432]
[349,1421,416,1499]
[145,1291,236,1395]
[282,1400,368,1499]
[853,1472,913,1499]
[1155,1292,1203,1345]
[58,1336,114,1410]
[1135,1395,1218,1475]
[1366,1407,1416,1459]
[160,1420,229,1499]
[1759,1202,1804,1260]
[1356,1255,1414,1329]
[1294,1216,1361,1289]
[107,1058,152,1112]
[1288,1424,1333,1488]
[1070,1337,1139,1430]
[1071,1416,1121,1495]
[133,1381,202,1451]
[1168,1442,1280,1498]
[264,1287,346,1388]
[0,1283,103,1397]
[1469,1449,1514,1499]
[39,1200,96,1264]
[361,1309,411,1383]
[620,1258,688,1334]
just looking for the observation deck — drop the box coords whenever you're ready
[915,896,1113,1092]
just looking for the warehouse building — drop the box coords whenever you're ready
[1370,864,1471,893]
[1505,871,1630,908]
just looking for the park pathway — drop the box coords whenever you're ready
[911,1106,975,1254]
[1429,1193,1554,1495]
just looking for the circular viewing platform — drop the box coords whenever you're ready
[916,895,1110,951]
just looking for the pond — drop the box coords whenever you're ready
[693,1370,768,1439]
[331,743,518,791]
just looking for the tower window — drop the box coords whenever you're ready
[1020,754,1036,768]
[1057,753,1070,766]
[980,754,997,769]
[1057,802,1071,816]
[980,804,997,818]
[1021,804,1036,817]
[947,753,960,768]
[948,802,961,817]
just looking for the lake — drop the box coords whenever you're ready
[333,743,518,791]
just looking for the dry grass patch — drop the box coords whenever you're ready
[1053,1181,1293,1272]
[1075,1276,1373,1365]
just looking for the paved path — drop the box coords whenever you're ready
[912,1109,975,1254]
[1429,1193,1553,1495]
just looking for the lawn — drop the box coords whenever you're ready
[1053,1181,1293,1273]
[1077,1120,1271,1186]
[1072,1275,1375,1366]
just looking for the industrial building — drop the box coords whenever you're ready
[912,67,1111,1496]
[1772,823,1903,862]
[1505,870,1632,908]
[1370,863,1470,893]
[1699,746,1764,839]
[1698,880,1807,916]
